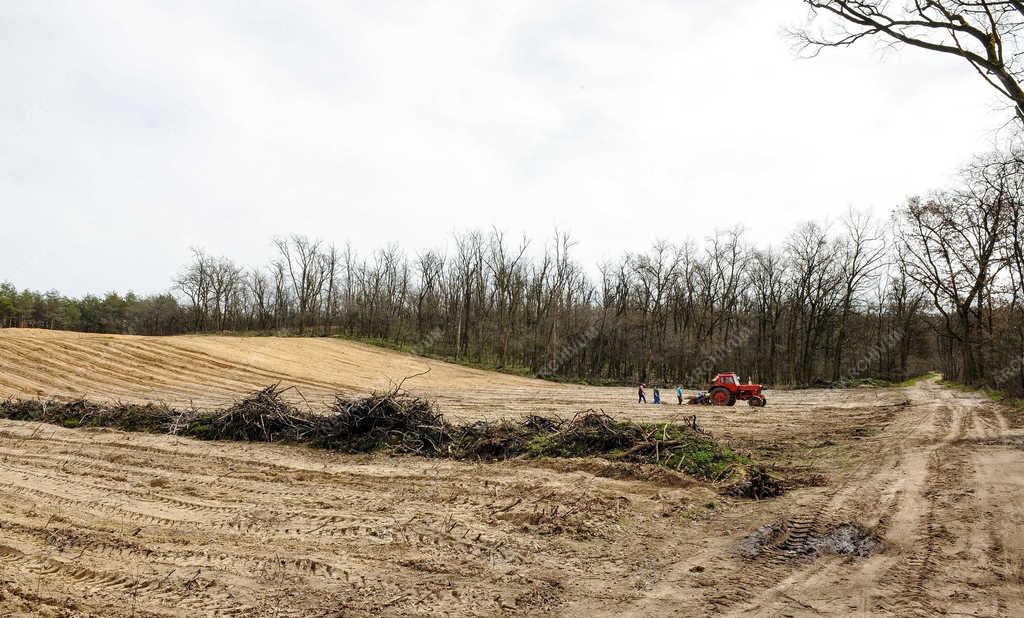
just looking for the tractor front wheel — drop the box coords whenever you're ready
[709,387,732,406]
[748,396,766,407]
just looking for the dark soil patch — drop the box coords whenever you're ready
[738,521,880,560]
[807,523,880,558]
[737,521,787,558]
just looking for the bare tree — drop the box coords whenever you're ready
[486,229,529,367]
[248,269,272,330]
[786,221,841,384]
[833,208,887,380]
[886,240,926,379]
[750,247,788,384]
[321,244,340,336]
[792,1,1024,121]
[174,248,212,331]
[413,249,445,339]
[452,230,485,360]
[630,241,684,381]
[273,235,326,334]
[208,256,244,331]
[898,157,1009,382]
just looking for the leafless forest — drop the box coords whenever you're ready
[171,153,1024,395]
[3,153,1023,394]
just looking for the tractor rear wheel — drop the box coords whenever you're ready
[709,387,732,406]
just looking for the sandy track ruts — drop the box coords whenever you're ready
[605,380,1024,616]
[0,419,728,616]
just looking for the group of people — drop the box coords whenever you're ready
[637,383,686,405]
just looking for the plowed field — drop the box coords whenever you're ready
[1,329,1022,616]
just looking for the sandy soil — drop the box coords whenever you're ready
[1,329,1022,616]
[2,328,695,421]
[0,329,570,418]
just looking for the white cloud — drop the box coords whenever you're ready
[0,0,1003,295]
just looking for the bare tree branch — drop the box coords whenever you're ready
[793,0,1024,122]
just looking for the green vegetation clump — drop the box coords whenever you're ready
[937,379,1024,409]
[806,373,934,390]
[895,372,939,387]
[519,415,749,480]
[0,398,175,433]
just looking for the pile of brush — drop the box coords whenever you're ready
[184,385,318,442]
[0,385,769,491]
[312,392,447,454]
[0,398,174,432]
[505,411,748,480]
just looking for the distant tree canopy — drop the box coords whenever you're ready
[0,285,184,335]
[793,1,1024,122]
[3,154,1022,393]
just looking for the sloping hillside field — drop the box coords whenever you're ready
[1,329,1023,616]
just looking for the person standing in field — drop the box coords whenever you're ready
[676,384,683,405]
[638,383,646,404]
[653,386,661,404]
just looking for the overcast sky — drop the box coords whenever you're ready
[0,1,1007,297]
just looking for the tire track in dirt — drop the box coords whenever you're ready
[963,400,1024,616]
[605,398,921,616]
[614,379,1022,616]
[0,538,253,615]
[726,414,934,613]
[724,382,967,616]
[0,416,676,616]
[721,381,1024,616]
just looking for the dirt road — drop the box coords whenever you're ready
[609,379,1024,616]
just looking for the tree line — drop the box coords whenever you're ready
[0,285,184,335]
[8,1,1024,393]
[162,217,921,388]
[3,154,1022,394]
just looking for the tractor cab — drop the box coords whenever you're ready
[716,373,738,387]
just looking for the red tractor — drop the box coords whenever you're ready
[690,372,767,407]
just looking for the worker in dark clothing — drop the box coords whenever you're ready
[653,386,661,404]
[638,383,646,404]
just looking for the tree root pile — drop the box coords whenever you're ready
[0,386,768,490]
[723,466,786,500]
